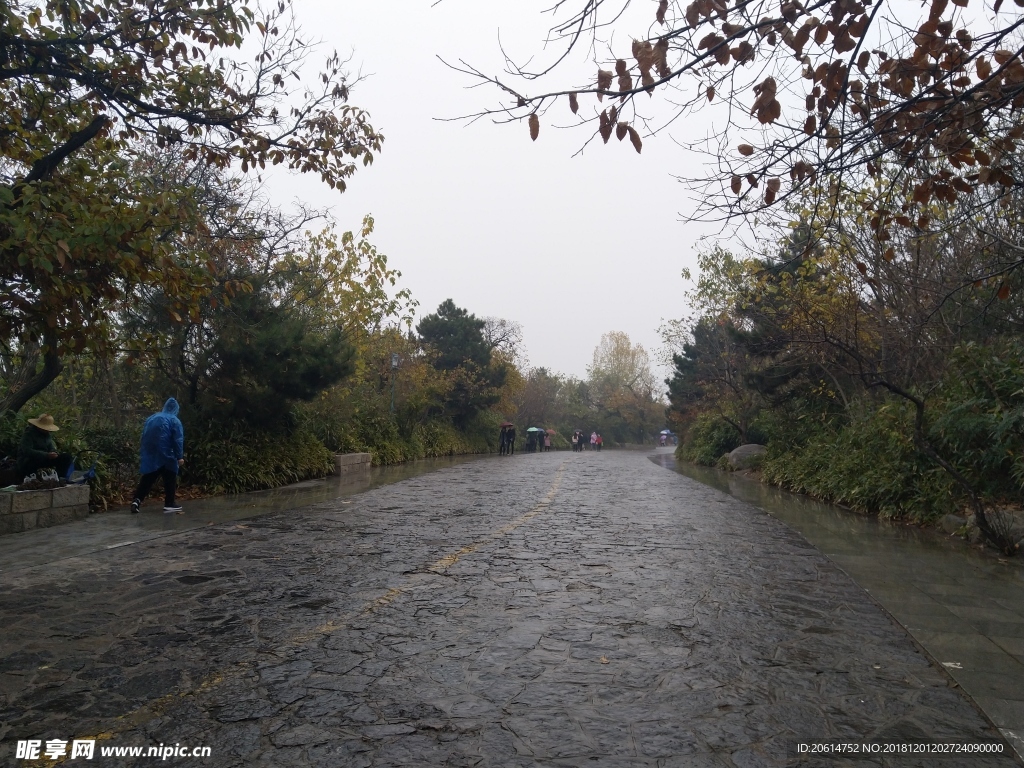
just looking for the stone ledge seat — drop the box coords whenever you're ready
[334,452,372,475]
[0,484,90,535]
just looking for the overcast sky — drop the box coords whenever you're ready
[269,0,721,381]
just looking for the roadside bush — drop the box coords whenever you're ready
[929,341,1024,501]
[184,425,333,494]
[677,414,742,465]
[761,402,956,521]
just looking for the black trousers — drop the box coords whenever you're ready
[134,467,177,506]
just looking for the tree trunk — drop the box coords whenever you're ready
[0,333,63,419]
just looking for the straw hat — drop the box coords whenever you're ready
[27,414,59,432]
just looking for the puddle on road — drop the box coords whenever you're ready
[650,449,1024,758]
[0,454,490,573]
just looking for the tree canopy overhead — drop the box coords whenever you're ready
[0,0,382,415]
[455,0,1024,228]
[0,0,380,184]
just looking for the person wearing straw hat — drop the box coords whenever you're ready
[16,414,73,479]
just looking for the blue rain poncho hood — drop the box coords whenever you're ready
[139,398,184,475]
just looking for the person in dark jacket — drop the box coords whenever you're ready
[505,426,516,455]
[131,398,185,514]
[16,414,73,479]
[499,425,508,456]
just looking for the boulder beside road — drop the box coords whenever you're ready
[727,443,766,470]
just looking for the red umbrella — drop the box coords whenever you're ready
[545,429,557,434]
[500,422,514,427]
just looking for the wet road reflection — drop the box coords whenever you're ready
[0,455,491,574]
[651,448,1024,759]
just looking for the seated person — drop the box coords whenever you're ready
[17,414,73,479]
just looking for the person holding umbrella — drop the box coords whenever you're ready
[505,424,516,455]
[499,423,510,455]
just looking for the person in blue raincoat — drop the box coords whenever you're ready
[130,398,185,514]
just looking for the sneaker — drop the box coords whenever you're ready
[130,500,140,514]
[163,505,183,514]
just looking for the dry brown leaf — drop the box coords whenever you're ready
[599,110,613,143]
[732,41,754,63]
[883,247,896,261]
[628,126,643,153]
[738,143,755,155]
[600,656,610,664]
[616,122,628,141]
[657,0,668,24]
[528,113,539,141]
[707,86,715,101]
[731,175,742,194]
[597,69,613,100]
[618,70,633,96]
[569,92,579,114]
[685,2,700,27]
[655,38,671,77]
[698,33,724,50]
[930,0,949,19]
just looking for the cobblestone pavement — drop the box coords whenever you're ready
[1,451,1017,766]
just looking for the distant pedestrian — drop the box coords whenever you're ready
[571,431,579,452]
[590,431,597,451]
[506,426,516,455]
[499,425,508,455]
[596,434,603,451]
[131,398,185,514]
[543,434,551,452]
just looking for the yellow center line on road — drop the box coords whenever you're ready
[34,461,568,763]
[292,460,566,642]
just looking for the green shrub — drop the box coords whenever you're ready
[761,402,956,521]
[929,341,1024,500]
[677,414,742,465]
[184,425,333,494]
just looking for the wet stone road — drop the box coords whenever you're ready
[0,451,1016,766]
